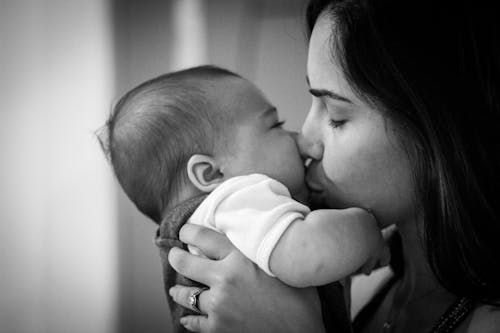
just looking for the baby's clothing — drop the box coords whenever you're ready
[155,193,351,333]
[155,195,207,333]
[188,173,310,276]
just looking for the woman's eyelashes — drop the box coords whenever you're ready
[315,98,347,129]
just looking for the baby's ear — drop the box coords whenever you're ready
[187,154,224,192]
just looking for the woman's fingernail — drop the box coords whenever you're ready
[180,318,187,325]
[169,287,174,297]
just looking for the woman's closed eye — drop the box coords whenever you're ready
[313,97,348,130]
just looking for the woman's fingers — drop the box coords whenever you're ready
[170,284,211,332]
[179,223,233,260]
[168,247,216,286]
[169,285,210,315]
[180,315,210,332]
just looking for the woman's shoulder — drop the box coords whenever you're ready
[466,303,500,333]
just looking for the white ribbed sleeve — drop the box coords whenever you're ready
[188,174,310,276]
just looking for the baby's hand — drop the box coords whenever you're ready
[355,225,393,275]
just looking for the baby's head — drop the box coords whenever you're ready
[99,65,307,223]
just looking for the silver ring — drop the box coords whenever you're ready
[188,287,208,314]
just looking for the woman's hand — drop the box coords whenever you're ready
[168,224,325,333]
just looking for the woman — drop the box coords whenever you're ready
[167,0,500,331]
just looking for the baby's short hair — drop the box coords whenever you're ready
[98,65,241,223]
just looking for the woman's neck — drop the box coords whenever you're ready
[357,214,471,333]
[396,219,441,298]
[386,217,460,331]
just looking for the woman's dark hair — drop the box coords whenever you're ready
[306,0,500,303]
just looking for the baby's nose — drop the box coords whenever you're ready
[288,131,307,160]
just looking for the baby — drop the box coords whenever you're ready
[99,65,386,288]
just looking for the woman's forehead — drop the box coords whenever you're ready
[307,15,363,108]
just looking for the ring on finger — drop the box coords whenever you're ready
[188,287,208,314]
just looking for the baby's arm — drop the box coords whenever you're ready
[269,208,383,288]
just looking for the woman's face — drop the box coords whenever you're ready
[300,14,416,227]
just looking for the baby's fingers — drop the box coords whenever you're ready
[180,315,210,332]
[379,243,391,267]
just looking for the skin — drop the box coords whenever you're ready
[180,76,309,205]
[215,77,309,204]
[184,76,387,289]
[304,14,500,333]
[304,15,498,333]
[169,224,325,333]
[168,13,500,333]
[302,15,415,228]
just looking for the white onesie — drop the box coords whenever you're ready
[188,173,310,276]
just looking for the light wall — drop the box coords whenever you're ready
[0,1,117,332]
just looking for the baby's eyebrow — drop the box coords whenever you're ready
[260,106,278,118]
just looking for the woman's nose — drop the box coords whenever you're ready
[298,110,324,160]
[290,130,323,161]
[296,133,323,160]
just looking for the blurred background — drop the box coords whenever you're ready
[0,0,311,332]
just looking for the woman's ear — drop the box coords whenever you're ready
[186,154,224,192]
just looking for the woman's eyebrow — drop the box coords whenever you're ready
[306,76,353,104]
[309,88,353,104]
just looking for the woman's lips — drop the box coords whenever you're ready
[305,161,325,193]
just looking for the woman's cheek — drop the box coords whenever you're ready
[320,142,338,184]
[320,138,375,204]
[321,139,359,187]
